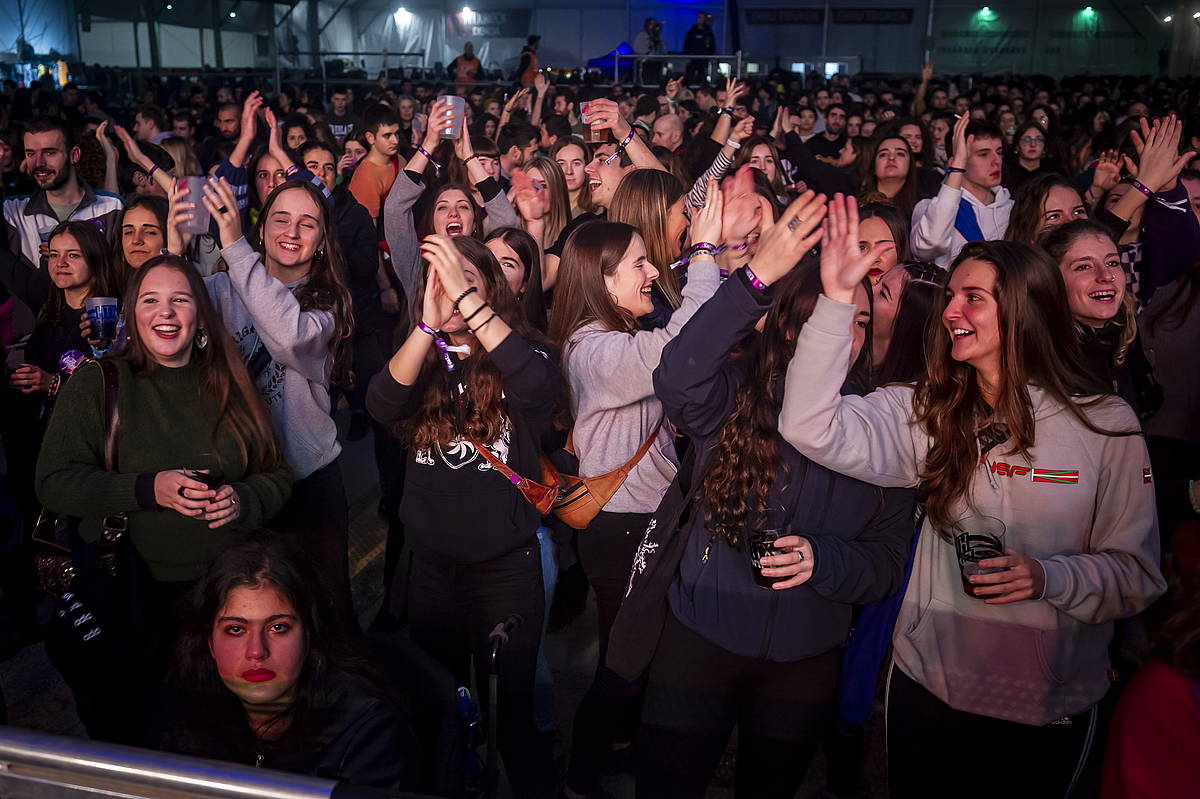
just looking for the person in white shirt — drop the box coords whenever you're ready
[911,113,1012,266]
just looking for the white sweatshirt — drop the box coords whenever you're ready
[779,295,1165,726]
[910,182,1013,267]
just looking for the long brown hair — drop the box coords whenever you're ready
[859,135,919,221]
[735,136,788,200]
[42,220,124,323]
[548,221,640,351]
[699,261,843,545]
[1040,219,1136,365]
[913,241,1131,534]
[421,183,484,240]
[253,181,354,388]
[407,237,542,448]
[1005,173,1086,245]
[550,139,598,215]
[608,169,685,307]
[526,156,571,246]
[124,256,281,471]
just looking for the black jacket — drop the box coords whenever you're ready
[684,24,716,55]
[160,675,418,793]
[333,185,385,336]
[1079,322,1162,421]
[653,271,916,661]
[366,331,560,564]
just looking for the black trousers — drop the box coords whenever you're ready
[408,543,554,799]
[270,459,355,629]
[636,612,838,799]
[886,663,1098,799]
[565,510,651,794]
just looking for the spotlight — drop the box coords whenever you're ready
[228,10,236,18]
[165,3,173,8]
[1164,14,1173,21]
[393,6,411,24]
[1194,10,1200,17]
[1083,6,1094,15]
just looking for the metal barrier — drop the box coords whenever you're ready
[0,725,339,799]
[612,51,744,85]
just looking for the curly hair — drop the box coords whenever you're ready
[698,260,871,545]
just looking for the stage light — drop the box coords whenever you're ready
[1083,6,1094,16]
[165,3,173,8]
[977,6,996,20]
[1193,11,1200,18]
[1164,14,1173,21]
[228,10,236,18]
[393,6,411,24]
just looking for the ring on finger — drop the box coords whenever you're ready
[177,486,187,498]
[217,205,229,214]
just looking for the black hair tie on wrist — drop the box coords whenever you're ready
[452,286,478,311]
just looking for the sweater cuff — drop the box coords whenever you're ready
[135,472,160,511]
[476,177,501,203]
[219,236,256,268]
[809,294,857,336]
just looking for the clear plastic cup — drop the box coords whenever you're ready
[580,101,607,144]
[84,297,119,341]
[180,176,212,235]
[953,515,1007,597]
[438,95,466,140]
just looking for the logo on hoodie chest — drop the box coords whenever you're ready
[979,457,1080,484]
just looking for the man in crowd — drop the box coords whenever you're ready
[911,118,1012,265]
[133,105,170,145]
[807,102,848,159]
[497,122,539,191]
[449,42,482,91]
[349,104,403,224]
[684,12,716,84]
[327,86,358,145]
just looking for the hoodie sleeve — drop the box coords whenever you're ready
[778,295,926,488]
[219,237,336,384]
[381,170,426,312]
[1036,403,1166,623]
[910,183,961,262]
[805,485,917,604]
[569,258,720,408]
[654,269,770,439]
[479,178,519,231]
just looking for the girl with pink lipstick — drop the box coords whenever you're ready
[778,195,1164,798]
[36,255,291,745]
[1042,220,1162,420]
[164,537,417,792]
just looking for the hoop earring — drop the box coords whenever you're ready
[195,327,208,350]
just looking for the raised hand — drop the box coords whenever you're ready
[240,91,263,143]
[950,112,972,170]
[725,77,747,106]
[820,194,893,304]
[423,98,453,150]
[113,124,150,170]
[731,115,755,144]
[200,176,243,248]
[920,60,935,83]
[1090,149,1121,194]
[665,76,682,101]
[747,190,828,286]
[581,98,629,141]
[166,177,196,255]
[1123,114,1195,193]
[722,165,764,245]
[533,73,549,95]
[688,178,724,247]
[421,264,453,330]
[504,88,531,113]
[420,234,471,301]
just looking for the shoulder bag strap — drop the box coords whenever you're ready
[617,419,664,476]
[94,359,121,472]
[469,439,526,485]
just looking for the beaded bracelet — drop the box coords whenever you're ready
[742,264,767,293]
[452,286,478,310]
[1129,179,1154,199]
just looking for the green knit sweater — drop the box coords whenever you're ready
[36,358,293,582]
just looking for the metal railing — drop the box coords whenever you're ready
[274,50,425,101]
[0,725,443,799]
[611,51,744,85]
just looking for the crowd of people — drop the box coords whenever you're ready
[0,57,1198,799]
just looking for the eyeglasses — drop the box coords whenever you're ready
[1020,136,1046,145]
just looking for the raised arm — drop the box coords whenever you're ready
[585,99,665,173]
[94,121,121,196]
[688,115,752,209]
[911,112,972,260]
[779,195,926,487]
[202,178,336,383]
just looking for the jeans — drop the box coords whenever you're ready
[533,526,557,733]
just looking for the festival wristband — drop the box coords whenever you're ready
[946,166,966,174]
[742,264,767,293]
[690,241,719,253]
[1129,179,1154,198]
[418,322,457,372]
[725,138,742,150]
[418,145,443,177]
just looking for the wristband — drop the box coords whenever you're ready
[690,241,719,253]
[604,126,637,165]
[418,322,457,372]
[946,166,966,174]
[727,237,753,252]
[452,286,478,310]
[418,145,443,177]
[285,164,300,176]
[725,138,742,150]
[717,107,735,117]
[1129,179,1154,198]
[742,264,767,293]
[147,164,159,178]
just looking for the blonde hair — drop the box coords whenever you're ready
[160,136,201,178]
[608,169,685,307]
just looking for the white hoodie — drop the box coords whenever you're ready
[779,296,1166,726]
[911,182,1013,267]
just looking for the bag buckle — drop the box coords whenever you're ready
[100,515,128,542]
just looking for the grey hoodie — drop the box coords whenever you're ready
[779,295,1165,726]
[205,237,340,480]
